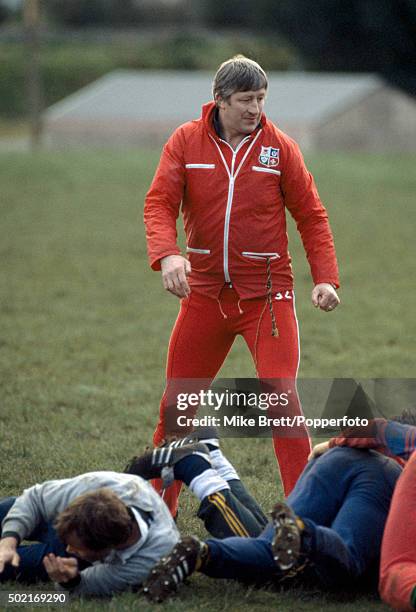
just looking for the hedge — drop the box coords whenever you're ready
[0,34,296,117]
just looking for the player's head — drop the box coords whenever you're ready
[212,55,268,104]
[55,488,134,561]
[213,56,268,136]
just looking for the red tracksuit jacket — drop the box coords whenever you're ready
[144,101,339,299]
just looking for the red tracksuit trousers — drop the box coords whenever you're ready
[153,287,311,515]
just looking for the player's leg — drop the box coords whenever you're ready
[201,503,302,582]
[142,511,299,602]
[203,431,268,527]
[195,447,389,583]
[153,291,235,515]
[126,442,264,537]
[155,426,267,526]
[165,439,266,537]
[199,532,277,580]
[287,447,402,588]
[241,293,311,496]
[177,447,400,586]
[142,448,401,601]
[227,479,268,528]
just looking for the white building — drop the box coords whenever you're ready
[44,70,416,151]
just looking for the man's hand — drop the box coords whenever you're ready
[160,255,192,298]
[0,537,20,573]
[43,554,79,583]
[311,283,340,312]
[308,440,331,460]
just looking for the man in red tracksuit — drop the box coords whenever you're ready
[144,55,340,515]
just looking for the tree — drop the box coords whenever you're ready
[44,0,143,26]
[203,0,416,95]
[272,0,416,94]
[0,1,11,23]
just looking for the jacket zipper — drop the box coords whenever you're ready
[223,154,236,283]
[210,131,262,283]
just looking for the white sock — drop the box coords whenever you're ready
[210,448,239,482]
[189,468,230,501]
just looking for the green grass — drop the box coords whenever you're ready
[0,150,414,610]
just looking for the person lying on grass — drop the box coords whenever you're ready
[0,471,179,596]
[134,413,416,604]
[0,428,266,596]
[309,409,416,612]
[139,443,401,602]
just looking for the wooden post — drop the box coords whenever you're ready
[24,0,42,151]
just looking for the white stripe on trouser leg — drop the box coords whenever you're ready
[291,291,301,378]
[189,469,230,501]
[291,291,312,452]
[209,449,239,481]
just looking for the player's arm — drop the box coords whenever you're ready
[160,255,191,298]
[329,418,416,460]
[144,128,191,298]
[49,557,154,596]
[310,418,416,461]
[280,138,340,312]
[0,536,20,573]
[311,283,340,312]
[0,483,56,573]
[378,419,416,460]
[0,485,47,549]
[43,554,79,585]
[309,419,384,460]
[0,476,107,552]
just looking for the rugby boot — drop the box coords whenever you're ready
[124,442,211,487]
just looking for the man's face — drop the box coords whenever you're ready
[65,531,110,563]
[217,88,267,137]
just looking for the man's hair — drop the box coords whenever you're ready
[55,488,133,551]
[212,55,268,103]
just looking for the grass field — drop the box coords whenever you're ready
[0,149,415,611]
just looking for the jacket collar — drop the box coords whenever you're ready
[202,101,266,141]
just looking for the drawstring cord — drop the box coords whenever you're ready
[266,257,279,337]
[254,300,268,375]
[217,290,243,318]
[217,273,275,340]
[217,298,228,319]
[254,257,279,373]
